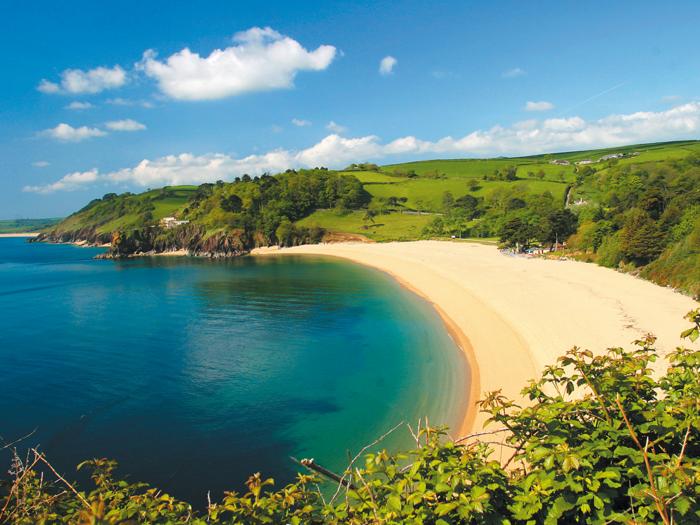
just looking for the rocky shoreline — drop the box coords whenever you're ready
[33,225,250,259]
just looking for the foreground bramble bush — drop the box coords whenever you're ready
[2,310,699,524]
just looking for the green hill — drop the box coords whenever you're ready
[0,217,61,233]
[38,140,700,296]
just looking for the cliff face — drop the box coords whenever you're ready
[35,219,327,258]
[107,225,251,258]
[34,227,112,246]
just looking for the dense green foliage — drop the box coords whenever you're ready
[567,147,700,296]
[179,169,369,244]
[3,311,699,524]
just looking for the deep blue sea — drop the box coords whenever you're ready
[0,238,467,505]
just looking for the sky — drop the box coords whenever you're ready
[2,0,700,217]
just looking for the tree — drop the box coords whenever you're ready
[220,194,243,213]
[620,209,666,265]
[363,209,377,225]
[442,191,455,211]
[454,194,480,219]
[275,218,294,247]
[467,179,481,192]
[499,217,536,251]
[541,209,578,248]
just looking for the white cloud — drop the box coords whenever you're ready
[271,124,283,133]
[502,67,526,78]
[32,161,50,168]
[525,100,555,112]
[106,97,155,108]
[40,123,107,142]
[105,119,146,131]
[138,27,337,101]
[38,66,127,95]
[326,120,347,134]
[66,101,94,110]
[292,118,311,127]
[379,56,397,75]
[27,102,700,193]
[24,169,99,193]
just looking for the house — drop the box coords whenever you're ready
[549,159,570,166]
[599,153,624,161]
[576,159,594,165]
[160,216,190,229]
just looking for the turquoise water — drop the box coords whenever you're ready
[0,238,468,505]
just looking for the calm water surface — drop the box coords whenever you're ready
[0,238,468,505]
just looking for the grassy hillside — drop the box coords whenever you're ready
[51,186,197,235]
[297,209,434,241]
[41,140,700,295]
[0,217,61,233]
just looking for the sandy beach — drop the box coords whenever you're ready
[252,240,699,436]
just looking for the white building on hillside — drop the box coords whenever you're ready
[161,217,190,229]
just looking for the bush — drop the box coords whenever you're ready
[597,233,624,268]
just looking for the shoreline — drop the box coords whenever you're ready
[252,244,526,436]
[312,252,481,437]
[0,232,40,238]
[252,241,699,436]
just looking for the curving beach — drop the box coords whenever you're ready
[253,240,700,436]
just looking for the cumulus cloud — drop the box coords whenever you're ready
[32,161,50,168]
[27,102,700,193]
[138,27,337,100]
[40,123,107,142]
[326,120,347,134]
[65,101,94,110]
[379,56,397,75]
[105,119,146,131]
[292,118,311,127]
[502,67,526,78]
[106,97,155,108]
[24,169,99,194]
[38,66,127,95]
[525,100,554,111]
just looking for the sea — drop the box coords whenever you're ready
[0,237,468,505]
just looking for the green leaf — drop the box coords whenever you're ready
[387,495,402,512]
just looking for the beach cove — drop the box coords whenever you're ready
[253,240,700,434]
[0,238,469,503]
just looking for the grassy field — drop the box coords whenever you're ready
[310,140,698,241]
[0,218,62,233]
[297,209,436,241]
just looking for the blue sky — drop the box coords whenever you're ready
[2,0,700,217]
